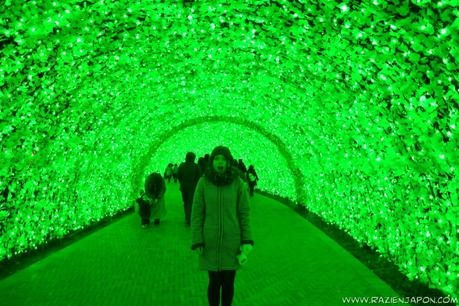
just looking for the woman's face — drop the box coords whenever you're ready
[213,154,227,174]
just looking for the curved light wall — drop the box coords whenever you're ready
[1,0,458,298]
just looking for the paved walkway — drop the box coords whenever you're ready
[0,182,401,306]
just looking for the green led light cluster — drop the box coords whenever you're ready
[1,0,458,298]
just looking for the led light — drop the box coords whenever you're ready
[339,4,349,12]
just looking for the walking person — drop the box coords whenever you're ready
[172,163,178,183]
[177,152,201,226]
[202,154,210,173]
[246,165,259,197]
[164,163,173,183]
[191,146,254,306]
[136,172,166,228]
[198,156,206,175]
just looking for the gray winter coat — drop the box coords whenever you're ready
[191,176,253,271]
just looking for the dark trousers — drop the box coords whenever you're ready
[208,270,236,306]
[181,189,195,224]
[138,201,151,225]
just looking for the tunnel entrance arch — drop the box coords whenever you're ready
[131,116,306,204]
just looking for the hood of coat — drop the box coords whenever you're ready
[205,146,238,186]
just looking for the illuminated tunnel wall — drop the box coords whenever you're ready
[1,0,458,298]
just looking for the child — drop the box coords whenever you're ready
[136,172,166,228]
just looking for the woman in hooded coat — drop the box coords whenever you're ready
[191,146,254,306]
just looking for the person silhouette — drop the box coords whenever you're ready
[177,152,201,226]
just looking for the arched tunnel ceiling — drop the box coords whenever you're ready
[1,0,459,298]
[142,118,297,200]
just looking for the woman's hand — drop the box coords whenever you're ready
[237,244,252,265]
[241,244,252,255]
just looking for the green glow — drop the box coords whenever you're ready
[1,0,458,298]
[146,121,296,200]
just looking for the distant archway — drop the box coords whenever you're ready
[131,115,306,204]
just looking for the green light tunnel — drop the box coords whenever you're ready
[1,0,458,298]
